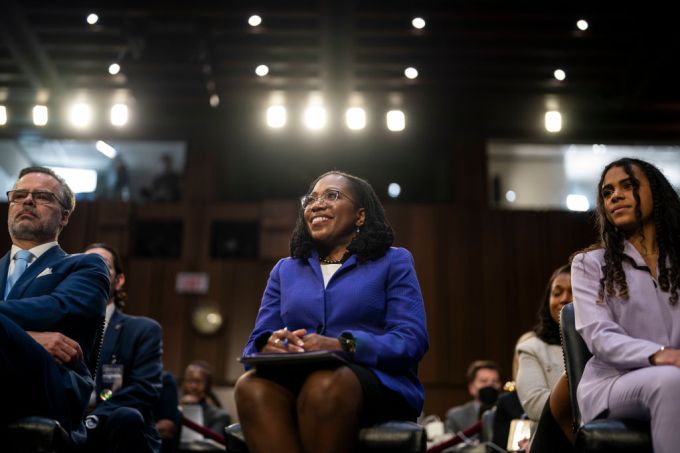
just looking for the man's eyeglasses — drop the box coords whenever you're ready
[300,189,356,209]
[7,190,67,209]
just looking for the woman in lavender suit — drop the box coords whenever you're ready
[572,158,680,453]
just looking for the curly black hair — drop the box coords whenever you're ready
[593,158,680,305]
[289,171,394,263]
[533,264,571,345]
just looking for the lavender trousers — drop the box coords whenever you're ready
[606,365,680,453]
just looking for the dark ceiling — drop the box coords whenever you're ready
[1,1,679,200]
[2,1,679,134]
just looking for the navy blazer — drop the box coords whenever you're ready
[243,247,429,417]
[94,308,163,422]
[0,246,109,429]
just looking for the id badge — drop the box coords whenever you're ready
[100,364,124,400]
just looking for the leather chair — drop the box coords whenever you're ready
[2,321,107,453]
[560,304,652,452]
[225,420,426,453]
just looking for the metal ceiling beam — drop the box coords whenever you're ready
[0,0,64,93]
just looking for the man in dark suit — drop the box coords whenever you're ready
[82,243,163,453]
[0,166,110,435]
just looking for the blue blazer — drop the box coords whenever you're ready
[92,308,163,451]
[243,247,429,417]
[0,246,109,430]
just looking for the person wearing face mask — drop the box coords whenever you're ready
[571,158,680,453]
[445,360,502,435]
[234,171,428,453]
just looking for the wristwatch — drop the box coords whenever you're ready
[338,333,356,358]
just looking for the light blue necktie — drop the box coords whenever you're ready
[5,250,33,298]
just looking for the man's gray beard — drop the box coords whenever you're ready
[9,221,56,243]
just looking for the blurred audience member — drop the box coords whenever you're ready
[83,243,163,453]
[445,360,502,434]
[516,264,571,421]
[154,371,182,453]
[180,361,231,435]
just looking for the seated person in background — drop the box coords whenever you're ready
[234,171,429,453]
[154,371,182,453]
[0,167,109,436]
[180,361,231,435]
[515,264,571,421]
[445,360,501,434]
[571,158,680,453]
[83,243,163,453]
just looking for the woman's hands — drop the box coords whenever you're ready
[301,333,342,352]
[650,347,680,367]
[263,327,307,353]
[262,328,343,353]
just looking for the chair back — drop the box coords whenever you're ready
[559,303,591,432]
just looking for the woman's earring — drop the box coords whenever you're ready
[356,226,361,233]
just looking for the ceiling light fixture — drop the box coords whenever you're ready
[545,111,562,133]
[248,15,262,27]
[411,17,426,29]
[95,140,117,159]
[386,110,406,132]
[33,105,48,126]
[110,104,128,126]
[404,67,419,79]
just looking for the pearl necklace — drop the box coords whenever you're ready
[320,256,343,264]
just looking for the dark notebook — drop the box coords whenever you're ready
[239,350,350,368]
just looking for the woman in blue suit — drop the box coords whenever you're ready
[235,171,429,453]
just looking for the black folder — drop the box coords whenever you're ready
[239,350,349,369]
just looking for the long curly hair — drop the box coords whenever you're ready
[534,264,571,345]
[593,158,680,305]
[289,171,394,263]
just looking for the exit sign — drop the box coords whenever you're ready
[176,272,210,295]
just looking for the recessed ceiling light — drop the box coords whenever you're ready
[411,17,426,29]
[248,15,262,27]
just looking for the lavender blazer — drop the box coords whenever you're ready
[571,241,680,423]
[242,247,429,417]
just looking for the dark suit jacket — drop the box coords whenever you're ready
[0,246,109,430]
[92,308,163,450]
[445,400,480,433]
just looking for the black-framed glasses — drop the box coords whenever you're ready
[300,189,356,209]
[7,190,68,209]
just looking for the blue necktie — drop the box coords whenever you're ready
[5,250,33,298]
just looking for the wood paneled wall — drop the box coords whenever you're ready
[0,198,597,418]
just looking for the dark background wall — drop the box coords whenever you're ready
[0,129,598,419]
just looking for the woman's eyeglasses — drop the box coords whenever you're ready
[300,189,356,209]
